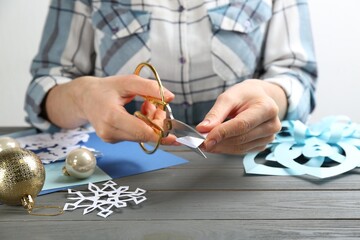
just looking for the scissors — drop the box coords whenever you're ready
[133,62,207,158]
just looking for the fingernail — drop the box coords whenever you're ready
[205,139,216,150]
[164,89,175,98]
[199,119,210,127]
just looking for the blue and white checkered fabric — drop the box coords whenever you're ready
[25,0,317,132]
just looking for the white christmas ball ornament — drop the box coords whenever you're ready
[63,148,96,179]
[0,137,21,152]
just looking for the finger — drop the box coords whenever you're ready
[247,145,268,153]
[205,135,275,155]
[152,105,167,122]
[160,134,180,146]
[112,75,175,102]
[95,108,160,143]
[140,97,168,134]
[211,117,281,147]
[141,103,167,132]
[196,93,236,132]
[203,102,280,150]
[141,100,157,118]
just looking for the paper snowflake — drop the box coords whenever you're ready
[16,127,100,164]
[63,180,147,218]
[243,116,360,178]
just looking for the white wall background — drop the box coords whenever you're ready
[0,0,50,126]
[308,0,360,123]
[1,0,360,126]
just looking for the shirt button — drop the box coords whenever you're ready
[178,5,185,12]
[244,20,251,30]
[182,101,190,108]
[111,27,119,34]
[179,57,186,64]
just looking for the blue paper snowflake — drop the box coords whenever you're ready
[243,116,360,178]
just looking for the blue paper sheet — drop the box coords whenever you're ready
[39,132,188,194]
[86,133,188,179]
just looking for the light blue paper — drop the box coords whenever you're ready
[41,162,112,195]
[276,142,360,178]
[243,116,360,178]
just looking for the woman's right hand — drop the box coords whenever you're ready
[45,74,174,143]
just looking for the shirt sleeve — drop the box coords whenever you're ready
[24,0,94,132]
[260,0,317,123]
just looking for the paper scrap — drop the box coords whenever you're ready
[175,132,208,149]
[176,136,205,148]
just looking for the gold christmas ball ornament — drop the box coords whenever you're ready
[0,148,63,216]
[0,148,45,206]
[0,137,20,152]
[63,148,96,179]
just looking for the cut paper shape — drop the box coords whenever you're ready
[16,128,99,164]
[244,149,300,176]
[243,145,324,176]
[276,141,360,178]
[243,116,360,178]
[63,180,146,218]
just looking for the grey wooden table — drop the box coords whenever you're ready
[1,127,360,240]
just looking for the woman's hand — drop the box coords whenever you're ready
[45,74,174,143]
[196,79,287,155]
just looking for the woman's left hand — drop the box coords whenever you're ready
[196,79,287,155]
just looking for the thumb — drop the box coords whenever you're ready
[138,77,175,103]
[114,75,175,103]
[196,96,233,132]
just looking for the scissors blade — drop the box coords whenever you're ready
[190,145,207,158]
[176,136,207,158]
[164,119,207,158]
[164,119,205,139]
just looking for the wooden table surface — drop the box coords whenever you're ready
[1,127,360,240]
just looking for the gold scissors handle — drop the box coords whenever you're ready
[133,62,167,154]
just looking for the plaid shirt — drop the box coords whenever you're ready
[25,0,317,132]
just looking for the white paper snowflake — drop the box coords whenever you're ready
[16,127,100,164]
[63,180,147,218]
